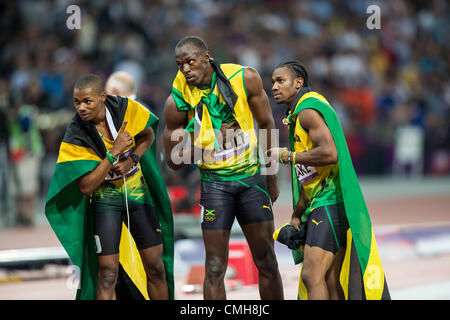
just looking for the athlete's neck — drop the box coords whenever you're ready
[287,86,311,110]
[286,100,294,110]
[91,104,106,125]
[286,91,300,110]
[198,65,214,89]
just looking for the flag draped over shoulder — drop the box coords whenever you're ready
[171,59,238,151]
[170,60,260,180]
[279,91,390,300]
[45,95,174,300]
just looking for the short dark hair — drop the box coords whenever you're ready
[175,35,208,53]
[276,60,309,86]
[74,74,104,94]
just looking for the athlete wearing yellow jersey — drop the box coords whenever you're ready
[269,61,348,300]
[163,36,282,300]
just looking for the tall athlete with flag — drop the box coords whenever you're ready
[163,36,283,299]
[45,75,174,300]
[269,61,390,300]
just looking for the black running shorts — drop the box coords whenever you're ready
[200,174,274,230]
[305,202,349,254]
[90,174,162,256]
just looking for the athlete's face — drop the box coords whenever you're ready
[271,67,304,106]
[175,44,212,87]
[73,87,106,122]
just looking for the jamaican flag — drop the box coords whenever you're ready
[45,95,174,300]
[171,59,239,151]
[278,91,390,300]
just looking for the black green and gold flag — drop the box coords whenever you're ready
[170,61,260,181]
[45,95,174,300]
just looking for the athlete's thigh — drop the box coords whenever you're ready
[240,220,276,262]
[303,203,348,278]
[303,244,335,278]
[139,244,164,269]
[235,176,273,226]
[128,201,163,251]
[202,228,231,268]
[91,190,123,256]
[305,203,348,254]
[326,246,346,299]
[200,180,236,230]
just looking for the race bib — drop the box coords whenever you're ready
[295,163,318,184]
[105,147,139,181]
[213,130,250,161]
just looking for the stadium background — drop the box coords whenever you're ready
[0,0,449,300]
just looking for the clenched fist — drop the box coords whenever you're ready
[110,120,133,156]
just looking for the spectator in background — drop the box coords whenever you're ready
[0,78,11,225]
[105,71,137,99]
[0,0,448,226]
[8,101,43,226]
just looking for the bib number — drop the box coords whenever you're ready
[105,163,139,181]
[104,147,139,181]
[213,130,250,161]
[295,163,318,184]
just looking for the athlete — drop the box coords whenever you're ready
[269,61,390,300]
[45,74,174,300]
[163,36,283,299]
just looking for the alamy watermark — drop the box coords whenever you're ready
[66,5,81,30]
[366,5,381,30]
[66,264,80,290]
[169,128,280,175]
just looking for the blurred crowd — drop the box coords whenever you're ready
[0,0,448,225]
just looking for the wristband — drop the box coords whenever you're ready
[106,152,118,164]
[292,152,296,165]
[131,154,140,165]
[279,150,288,164]
[287,151,292,164]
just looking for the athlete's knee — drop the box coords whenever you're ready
[253,249,279,278]
[147,260,166,281]
[301,265,324,289]
[205,256,227,283]
[98,265,118,290]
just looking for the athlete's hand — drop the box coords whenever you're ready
[110,120,133,156]
[111,157,135,176]
[266,147,289,164]
[220,121,240,150]
[290,216,301,230]
[266,174,280,203]
[202,149,215,165]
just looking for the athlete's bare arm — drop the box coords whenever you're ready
[77,121,133,195]
[244,67,280,203]
[293,109,337,166]
[132,126,154,159]
[269,109,337,167]
[290,187,307,230]
[162,95,192,170]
